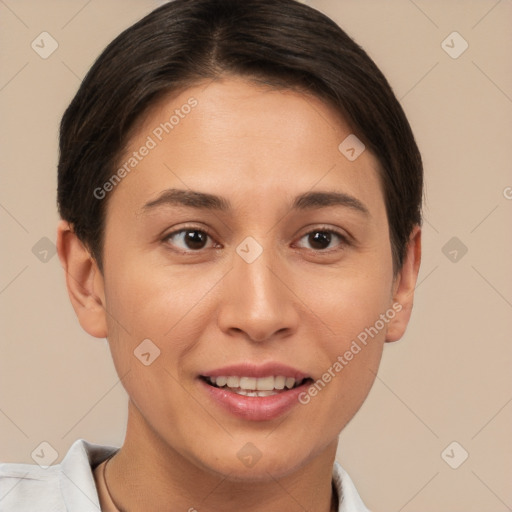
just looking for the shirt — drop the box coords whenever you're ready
[0,439,371,511]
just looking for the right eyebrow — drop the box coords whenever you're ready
[141,188,231,213]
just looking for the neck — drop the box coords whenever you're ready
[100,400,339,512]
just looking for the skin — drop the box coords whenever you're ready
[57,76,421,512]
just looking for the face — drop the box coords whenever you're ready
[97,77,403,480]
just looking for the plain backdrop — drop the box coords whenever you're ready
[0,1,511,511]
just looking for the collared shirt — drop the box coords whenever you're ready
[0,439,371,511]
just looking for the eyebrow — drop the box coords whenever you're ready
[292,191,369,216]
[141,188,369,216]
[142,189,230,212]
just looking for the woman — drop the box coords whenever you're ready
[0,0,422,510]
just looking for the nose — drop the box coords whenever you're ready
[216,244,300,343]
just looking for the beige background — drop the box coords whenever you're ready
[1,1,511,511]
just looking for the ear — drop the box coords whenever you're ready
[385,225,421,343]
[56,220,108,338]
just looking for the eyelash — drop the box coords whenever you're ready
[162,225,350,254]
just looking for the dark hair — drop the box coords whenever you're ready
[57,0,422,273]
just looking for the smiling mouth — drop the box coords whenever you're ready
[200,375,312,397]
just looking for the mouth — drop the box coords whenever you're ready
[200,375,312,397]
[198,366,314,421]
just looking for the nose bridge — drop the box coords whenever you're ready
[217,237,298,341]
[239,243,280,308]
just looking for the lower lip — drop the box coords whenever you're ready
[199,378,311,421]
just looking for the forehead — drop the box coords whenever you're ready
[106,76,385,220]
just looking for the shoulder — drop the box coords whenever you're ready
[0,461,64,512]
[0,439,119,512]
[332,461,372,512]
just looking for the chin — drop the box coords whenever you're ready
[195,445,315,483]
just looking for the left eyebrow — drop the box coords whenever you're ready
[292,191,370,216]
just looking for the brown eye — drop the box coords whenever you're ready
[308,231,332,250]
[296,229,346,251]
[183,230,208,249]
[164,229,212,251]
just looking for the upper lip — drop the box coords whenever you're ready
[201,362,310,380]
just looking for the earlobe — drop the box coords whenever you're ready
[385,225,421,343]
[56,220,108,339]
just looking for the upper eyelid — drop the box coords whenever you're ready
[296,225,348,238]
[163,224,214,238]
[164,226,217,243]
[293,225,351,245]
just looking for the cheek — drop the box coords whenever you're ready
[102,259,225,366]
[301,257,393,406]
[316,262,393,344]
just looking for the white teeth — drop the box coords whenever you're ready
[216,376,227,387]
[239,377,257,390]
[236,389,279,397]
[206,375,303,392]
[274,376,286,390]
[256,376,275,391]
[227,376,239,388]
[254,390,277,397]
